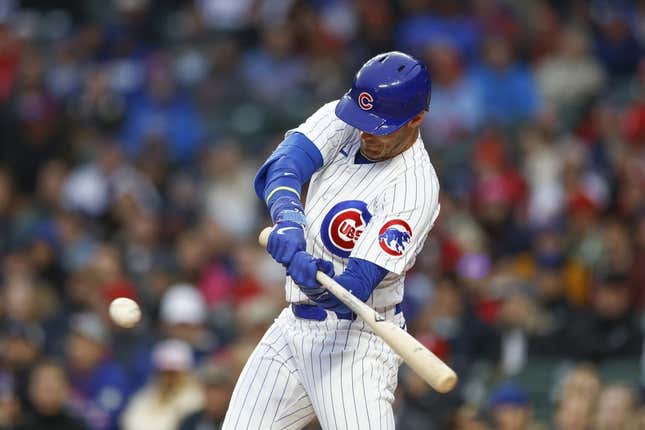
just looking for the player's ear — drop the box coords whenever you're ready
[407,111,425,128]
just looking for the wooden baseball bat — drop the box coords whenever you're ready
[259,227,458,393]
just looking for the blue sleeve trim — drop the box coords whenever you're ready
[253,132,323,201]
[334,258,389,302]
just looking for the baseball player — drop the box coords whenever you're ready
[223,51,440,429]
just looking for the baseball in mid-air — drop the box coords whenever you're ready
[109,297,141,328]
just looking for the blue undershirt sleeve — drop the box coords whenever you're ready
[253,132,324,224]
[334,258,389,302]
[254,132,323,203]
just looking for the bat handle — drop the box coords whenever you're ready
[259,227,273,248]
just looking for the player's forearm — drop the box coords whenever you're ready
[263,160,306,225]
[334,258,389,302]
[263,154,304,202]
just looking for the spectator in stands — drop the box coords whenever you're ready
[451,405,491,430]
[240,25,307,106]
[22,361,87,430]
[55,210,100,274]
[62,136,160,218]
[471,36,540,126]
[0,321,43,407]
[0,376,21,430]
[526,228,577,356]
[567,271,642,361]
[178,362,232,430]
[1,49,64,195]
[558,364,602,405]
[202,142,260,239]
[593,12,643,79]
[553,364,601,430]
[121,339,203,430]
[421,42,481,145]
[415,276,500,375]
[536,28,605,124]
[487,383,542,430]
[395,362,461,430]
[554,396,594,430]
[120,55,205,163]
[71,68,126,134]
[224,297,282,375]
[65,313,129,430]
[159,284,216,363]
[470,132,526,254]
[520,126,565,227]
[593,384,637,429]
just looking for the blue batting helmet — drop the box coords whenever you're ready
[335,51,431,135]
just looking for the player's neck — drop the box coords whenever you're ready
[393,129,419,157]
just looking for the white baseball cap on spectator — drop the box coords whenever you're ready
[160,284,207,326]
[152,339,194,372]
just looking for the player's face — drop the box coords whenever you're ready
[359,111,425,161]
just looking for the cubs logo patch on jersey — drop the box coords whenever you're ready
[378,219,412,256]
[320,200,372,258]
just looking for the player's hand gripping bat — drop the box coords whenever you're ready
[259,227,458,393]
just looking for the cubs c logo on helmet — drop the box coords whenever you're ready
[321,200,372,258]
[357,92,374,110]
[378,219,412,256]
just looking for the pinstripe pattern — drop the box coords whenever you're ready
[224,308,403,429]
[282,100,440,306]
[224,100,438,428]
[223,315,316,430]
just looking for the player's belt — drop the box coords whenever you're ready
[291,303,402,321]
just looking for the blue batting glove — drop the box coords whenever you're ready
[267,221,306,266]
[287,252,352,316]
[287,251,334,292]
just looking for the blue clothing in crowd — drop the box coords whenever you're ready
[69,360,130,430]
[120,92,205,163]
[471,64,540,125]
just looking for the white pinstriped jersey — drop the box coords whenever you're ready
[284,100,440,308]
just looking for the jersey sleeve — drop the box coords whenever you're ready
[285,101,353,166]
[350,161,440,275]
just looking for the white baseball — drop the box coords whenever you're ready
[109,297,141,328]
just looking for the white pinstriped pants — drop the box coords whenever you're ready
[223,306,404,430]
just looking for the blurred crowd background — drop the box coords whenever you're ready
[0,0,643,429]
